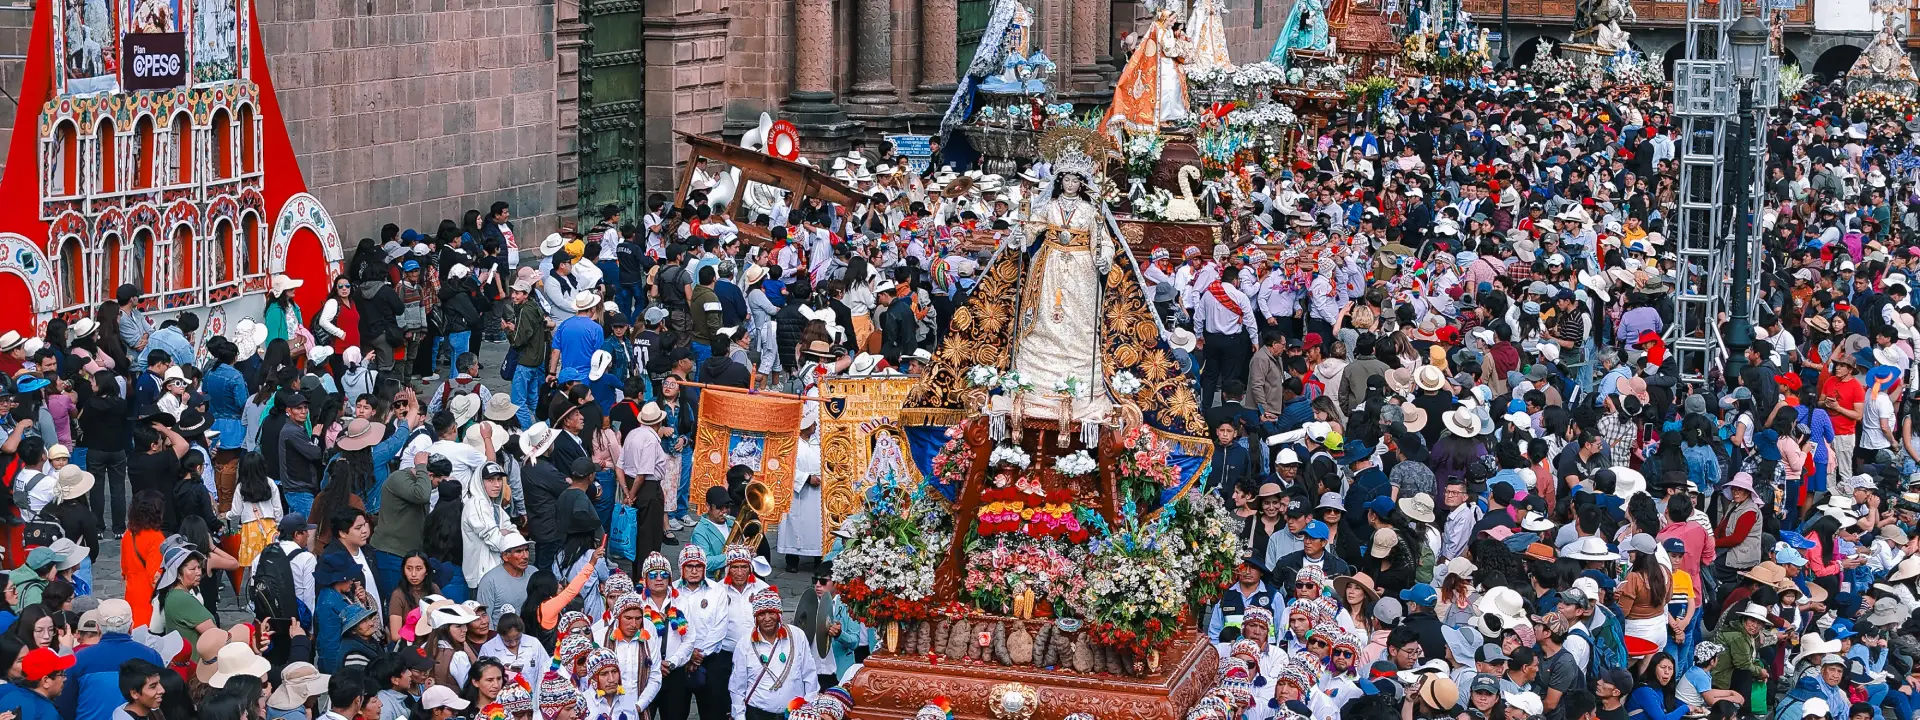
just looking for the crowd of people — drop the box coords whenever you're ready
[0,58,1917,720]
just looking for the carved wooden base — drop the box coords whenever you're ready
[1115,217,1226,261]
[844,631,1219,720]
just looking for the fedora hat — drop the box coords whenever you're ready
[639,402,668,426]
[192,627,233,682]
[1399,405,1429,433]
[1384,367,1415,394]
[802,340,836,360]
[208,642,272,688]
[55,465,94,501]
[1444,407,1481,438]
[1168,328,1197,353]
[269,663,331,710]
[571,292,602,313]
[539,232,568,256]
[744,265,769,285]
[522,422,561,458]
[1610,467,1647,499]
[0,331,24,352]
[1562,536,1620,562]
[68,317,97,340]
[483,394,520,422]
[588,350,614,382]
[1414,365,1447,392]
[336,418,387,452]
[1471,587,1529,637]
[1738,561,1789,587]
[1890,556,1920,583]
[1333,573,1380,603]
[848,353,886,376]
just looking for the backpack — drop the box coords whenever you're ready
[1570,605,1631,683]
[251,542,311,625]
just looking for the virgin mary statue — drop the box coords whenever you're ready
[1268,0,1329,71]
[1003,136,1115,421]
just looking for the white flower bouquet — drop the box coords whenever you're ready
[1052,376,1086,399]
[989,442,1032,469]
[1054,450,1097,477]
[966,364,1002,388]
[1110,370,1144,395]
[998,370,1034,395]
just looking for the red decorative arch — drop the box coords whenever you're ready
[90,207,125,249]
[163,199,200,235]
[125,203,162,239]
[48,211,87,244]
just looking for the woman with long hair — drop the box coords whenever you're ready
[155,547,218,652]
[94,300,131,375]
[122,490,169,628]
[263,275,307,360]
[8,605,67,652]
[520,569,564,649]
[421,480,469,602]
[426,605,484,689]
[314,274,362,356]
[462,657,509,710]
[1627,652,1687,720]
[388,551,442,641]
[311,449,373,545]
[228,452,282,577]
[209,674,268,720]
[203,335,252,512]
[1617,534,1672,647]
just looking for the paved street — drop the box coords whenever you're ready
[89,335,821,624]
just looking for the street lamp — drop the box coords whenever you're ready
[1500,0,1510,66]
[1723,12,1769,375]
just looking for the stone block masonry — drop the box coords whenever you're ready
[257,0,567,246]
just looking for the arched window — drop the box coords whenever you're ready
[171,225,194,290]
[238,106,256,175]
[102,234,123,297]
[171,113,192,185]
[241,214,260,275]
[53,121,77,196]
[210,220,233,283]
[133,117,154,190]
[129,229,153,294]
[210,109,231,180]
[57,237,85,308]
[97,118,116,193]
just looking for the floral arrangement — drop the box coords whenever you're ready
[1052,376,1087,399]
[1067,519,1188,655]
[1110,370,1143,396]
[1233,62,1284,88]
[1161,493,1242,609]
[1225,104,1297,130]
[966,364,1001,388]
[1852,90,1920,118]
[1112,423,1181,512]
[832,474,955,626]
[1343,75,1395,106]
[989,442,1033,469]
[1779,64,1810,104]
[998,370,1034,395]
[1608,54,1667,88]
[975,486,1088,541]
[930,423,976,489]
[1122,132,1167,179]
[963,534,1087,614]
[1131,187,1177,220]
[1307,64,1350,89]
[1054,450,1097,477]
[1523,42,1576,88]
[1187,65,1235,88]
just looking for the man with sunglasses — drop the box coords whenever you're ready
[1206,550,1278,643]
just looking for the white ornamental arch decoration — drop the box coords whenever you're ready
[268,192,343,273]
[0,233,61,322]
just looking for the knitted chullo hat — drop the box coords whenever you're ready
[538,661,581,718]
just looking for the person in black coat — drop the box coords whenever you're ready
[437,273,482,364]
[1267,520,1352,591]
[774,284,813,374]
[521,438,571,573]
[356,280,405,369]
[877,282,918,366]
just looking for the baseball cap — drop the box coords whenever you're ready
[1304,520,1330,540]
[1477,644,1508,663]
[21,648,72,683]
[1399,583,1438,607]
[76,610,101,634]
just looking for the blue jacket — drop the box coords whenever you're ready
[0,689,59,720]
[203,363,250,449]
[314,586,354,672]
[61,633,162,720]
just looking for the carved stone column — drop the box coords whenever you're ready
[847,0,897,104]
[915,0,959,101]
[1068,0,1105,92]
[785,0,852,128]
[1095,0,1116,76]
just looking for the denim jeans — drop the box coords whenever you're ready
[511,363,542,428]
[617,283,645,320]
[284,491,314,519]
[86,449,128,534]
[371,548,404,601]
[441,331,472,374]
[675,445,694,520]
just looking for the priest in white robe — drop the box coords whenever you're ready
[775,401,825,572]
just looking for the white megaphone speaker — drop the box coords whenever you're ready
[710,113,773,210]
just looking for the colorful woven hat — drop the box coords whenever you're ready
[642,551,673,576]
[1327,626,1363,652]
[477,702,510,720]
[724,544,755,566]
[603,572,635,598]
[612,591,646,618]
[788,700,824,720]
[556,632,597,668]
[1243,606,1274,629]
[498,676,533,715]
[1296,565,1328,590]
[1229,639,1263,665]
[916,697,954,720]
[678,545,707,567]
[583,648,619,681]
[751,588,783,614]
[816,687,855,720]
[1217,656,1250,682]
[558,611,591,637]
[537,663,580,717]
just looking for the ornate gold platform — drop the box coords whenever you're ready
[845,629,1219,720]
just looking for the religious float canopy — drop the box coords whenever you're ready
[0,0,339,337]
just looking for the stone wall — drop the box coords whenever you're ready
[257,0,567,243]
[1223,0,1287,66]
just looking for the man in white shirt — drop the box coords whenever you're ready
[729,587,818,720]
[249,515,318,614]
[1194,265,1259,408]
[660,545,736,720]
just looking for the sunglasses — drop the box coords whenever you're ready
[1296,582,1319,589]
[645,571,672,579]
[815,578,831,585]
[1309,639,1330,648]
[1332,649,1356,658]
